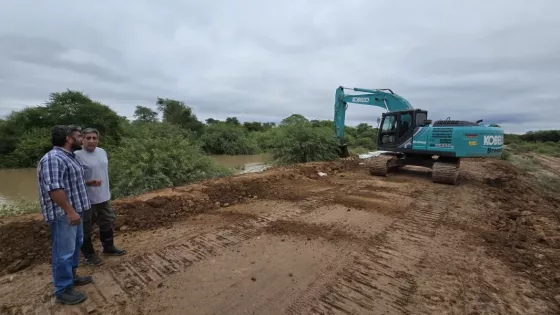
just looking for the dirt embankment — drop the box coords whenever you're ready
[0,159,360,273]
[0,155,559,315]
[475,160,560,305]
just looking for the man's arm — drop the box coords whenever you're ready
[48,189,76,214]
[39,157,80,224]
[85,179,101,186]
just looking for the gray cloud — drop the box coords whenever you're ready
[0,0,559,133]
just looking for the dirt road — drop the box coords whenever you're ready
[1,156,559,315]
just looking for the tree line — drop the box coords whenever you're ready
[0,90,381,169]
[1,89,558,198]
[505,130,560,144]
[0,90,380,198]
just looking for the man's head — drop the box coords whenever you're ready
[82,128,100,152]
[51,125,83,152]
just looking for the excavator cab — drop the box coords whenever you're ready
[377,109,430,150]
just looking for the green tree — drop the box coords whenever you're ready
[243,121,264,132]
[2,127,52,168]
[271,117,340,164]
[356,123,374,135]
[156,97,204,134]
[133,105,159,123]
[108,129,232,199]
[200,122,259,155]
[281,114,308,126]
[205,118,220,125]
[0,90,125,167]
[225,117,240,125]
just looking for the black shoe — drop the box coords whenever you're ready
[73,269,93,286]
[84,254,104,266]
[103,245,127,256]
[55,287,87,305]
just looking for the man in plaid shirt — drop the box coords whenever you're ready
[37,125,101,305]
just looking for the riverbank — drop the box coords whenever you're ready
[0,153,273,206]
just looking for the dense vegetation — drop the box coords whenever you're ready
[504,131,560,158]
[0,90,378,199]
[1,89,558,202]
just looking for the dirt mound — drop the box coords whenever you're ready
[0,159,362,273]
[264,219,360,243]
[475,159,560,305]
[113,159,361,231]
[0,219,50,274]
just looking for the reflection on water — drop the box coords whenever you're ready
[0,154,274,204]
[210,153,273,174]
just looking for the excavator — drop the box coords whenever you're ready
[334,86,504,185]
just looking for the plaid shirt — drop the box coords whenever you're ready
[37,147,91,222]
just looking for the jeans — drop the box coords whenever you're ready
[49,211,83,296]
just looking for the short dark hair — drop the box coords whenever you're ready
[51,125,81,147]
[82,127,99,137]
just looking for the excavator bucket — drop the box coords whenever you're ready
[338,144,350,158]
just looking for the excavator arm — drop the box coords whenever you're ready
[334,86,414,140]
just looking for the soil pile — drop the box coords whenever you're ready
[476,159,560,305]
[0,159,360,273]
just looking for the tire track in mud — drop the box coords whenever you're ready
[4,208,303,315]
[291,186,451,315]
[109,216,272,297]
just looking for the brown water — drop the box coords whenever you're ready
[0,154,273,205]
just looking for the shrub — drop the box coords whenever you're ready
[199,122,259,155]
[271,121,340,164]
[108,132,233,199]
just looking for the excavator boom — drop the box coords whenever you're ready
[334,86,413,140]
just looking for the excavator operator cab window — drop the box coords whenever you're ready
[379,115,397,144]
[381,116,396,133]
[415,112,428,127]
[399,113,412,137]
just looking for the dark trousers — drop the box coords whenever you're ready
[81,200,117,256]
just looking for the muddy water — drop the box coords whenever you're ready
[211,153,273,174]
[0,153,273,205]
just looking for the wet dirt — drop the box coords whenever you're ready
[1,156,559,315]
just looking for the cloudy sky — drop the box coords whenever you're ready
[0,0,558,133]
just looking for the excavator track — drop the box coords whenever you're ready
[432,161,459,185]
[368,154,394,176]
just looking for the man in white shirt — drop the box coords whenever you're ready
[75,128,126,265]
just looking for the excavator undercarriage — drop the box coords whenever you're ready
[366,153,460,185]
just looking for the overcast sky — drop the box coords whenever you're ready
[0,1,558,133]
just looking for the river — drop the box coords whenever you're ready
[0,153,273,205]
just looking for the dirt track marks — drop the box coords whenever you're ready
[5,158,558,314]
[3,201,305,315]
[294,188,449,315]
[110,217,269,296]
[532,154,560,177]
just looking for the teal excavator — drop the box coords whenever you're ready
[334,86,504,185]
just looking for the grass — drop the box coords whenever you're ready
[505,150,560,194]
[507,141,560,157]
[507,154,542,172]
[348,146,373,155]
[534,173,560,194]
[0,198,40,217]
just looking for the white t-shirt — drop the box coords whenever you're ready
[75,147,111,204]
